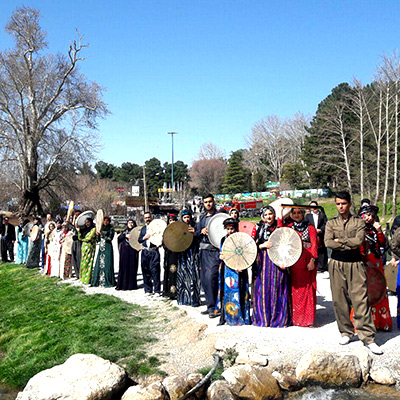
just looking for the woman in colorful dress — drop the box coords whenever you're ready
[216,218,250,326]
[44,222,55,275]
[359,205,392,331]
[78,218,96,284]
[176,210,201,306]
[116,219,139,290]
[15,218,29,264]
[163,214,179,299]
[26,217,43,269]
[90,216,115,287]
[280,207,318,327]
[253,206,291,327]
[60,222,74,279]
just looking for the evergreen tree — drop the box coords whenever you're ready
[222,150,251,194]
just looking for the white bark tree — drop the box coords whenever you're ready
[0,7,108,215]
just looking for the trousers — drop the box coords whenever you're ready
[199,249,220,312]
[141,249,161,294]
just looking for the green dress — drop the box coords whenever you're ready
[78,227,96,284]
[90,225,115,287]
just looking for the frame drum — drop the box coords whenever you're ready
[366,265,387,306]
[267,227,302,267]
[207,213,230,248]
[75,210,95,227]
[221,232,257,270]
[148,219,167,247]
[129,226,143,251]
[270,197,294,219]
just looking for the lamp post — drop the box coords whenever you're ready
[167,131,178,201]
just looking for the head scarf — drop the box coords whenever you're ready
[80,218,94,238]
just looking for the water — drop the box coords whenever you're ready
[289,386,400,400]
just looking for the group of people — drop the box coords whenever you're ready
[2,190,399,355]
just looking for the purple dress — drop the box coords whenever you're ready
[116,228,139,290]
[252,221,292,327]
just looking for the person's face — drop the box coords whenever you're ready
[263,210,275,224]
[203,197,215,211]
[168,218,177,225]
[104,219,110,226]
[49,224,55,231]
[335,198,351,215]
[63,225,68,232]
[4,218,9,225]
[56,222,62,229]
[144,213,152,225]
[182,215,191,224]
[46,214,52,221]
[362,212,375,224]
[85,219,91,227]
[127,220,134,229]
[290,209,304,223]
[226,225,236,236]
[309,202,318,214]
[230,209,239,219]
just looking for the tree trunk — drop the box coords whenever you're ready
[374,90,383,203]
[393,84,398,217]
[21,185,43,216]
[382,84,391,218]
[359,91,364,199]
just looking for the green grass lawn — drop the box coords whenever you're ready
[0,263,161,389]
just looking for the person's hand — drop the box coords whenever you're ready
[201,227,208,235]
[126,234,131,239]
[259,241,272,249]
[12,240,15,244]
[220,253,225,260]
[76,227,80,231]
[280,264,287,270]
[373,221,382,231]
[307,259,316,271]
[391,257,399,266]
[317,229,322,234]
[188,227,195,233]
[143,233,151,240]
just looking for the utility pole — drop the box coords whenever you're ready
[143,165,148,212]
[167,131,178,201]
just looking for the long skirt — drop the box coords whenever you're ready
[16,234,29,264]
[252,249,291,327]
[216,263,250,326]
[26,239,41,269]
[80,242,96,284]
[177,247,201,306]
[116,241,138,290]
[90,238,115,287]
[291,249,317,327]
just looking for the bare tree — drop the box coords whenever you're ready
[189,158,227,194]
[196,142,226,161]
[0,7,108,215]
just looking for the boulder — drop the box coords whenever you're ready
[162,376,191,400]
[370,367,396,385]
[235,352,268,366]
[296,351,362,388]
[121,382,166,400]
[207,380,237,400]
[222,364,282,400]
[353,347,372,382]
[271,371,302,391]
[16,353,128,400]
[187,372,205,398]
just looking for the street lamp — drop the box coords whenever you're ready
[167,131,178,200]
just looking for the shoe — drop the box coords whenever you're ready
[144,292,152,296]
[201,310,209,315]
[217,321,226,326]
[153,292,162,297]
[209,311,221,319]
[366,342,384,355]
[339,336,351,345]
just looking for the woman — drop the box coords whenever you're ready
[116,219,139,290]
[44,222,56,275]
[90,216,115,287]
[78,218,96,284]
[176,210,201,306]
[216,218,250,326]
[281,207,318,327]
[229,208,240,221]
[163,213,179,299]
[60,222,74,279]
[26,217,43,269]
[15,218,29,264]
[359,205,392,331]
[49,219,63,278]
[253,206,291,327]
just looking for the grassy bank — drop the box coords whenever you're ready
[0,263,160,388]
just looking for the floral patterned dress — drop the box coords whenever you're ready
[78,227,96,284]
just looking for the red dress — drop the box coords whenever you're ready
[361,229,392,331]
[279,219,318,326]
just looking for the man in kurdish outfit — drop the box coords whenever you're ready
[325,191,383,355]
[138,211,161,296]
[1,217,16,262]
[195,194,220,318]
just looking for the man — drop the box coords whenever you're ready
[138,211,161,296]
[305,201,328,271]
[196,194,220,318]
[1,217,16,262]
[325,191,382,355]
[71,210,82,278]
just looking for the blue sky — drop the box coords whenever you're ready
[1,1,399,168]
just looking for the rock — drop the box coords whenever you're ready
[121,382,166,400]
[222,364,282,400]
[235,352,268,366]
[162,376,191,400]
[215,338,238,351]
[207,380,237,400]
[370,367,396,385]
[16,353,128,400]
[353,347,372,383]
[271,371,302,391]
[296,351,362,388]
[187,372,205,399]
